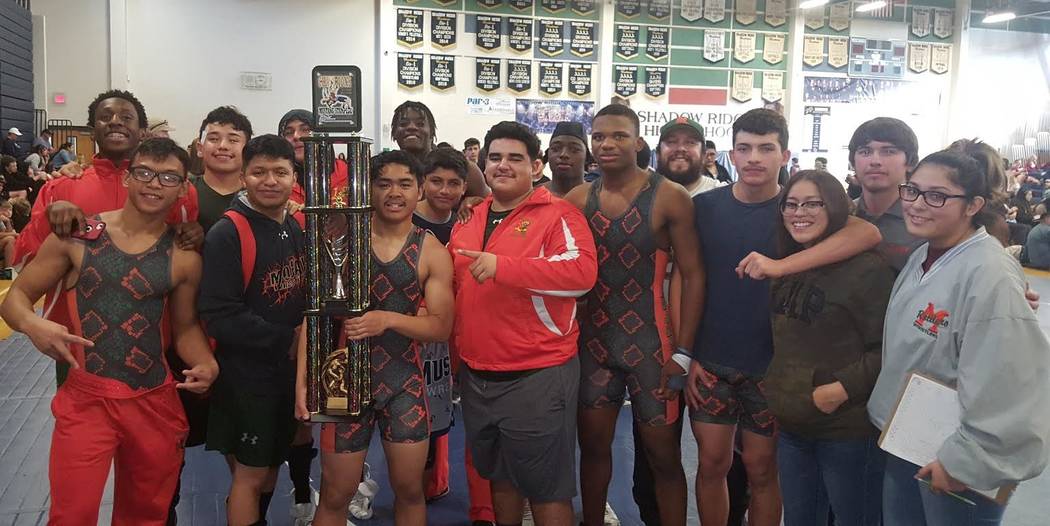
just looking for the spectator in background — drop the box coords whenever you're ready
[704,140,733,184]
[463,137,480,164]
[846,172,862,200]
[51,142,75,171]
[1022,205,1050,270]
[186,137,205,175]
[147,118,173,139]
[24,144,49,178]
[32,129,53,154]
[814,157,828,170]
[437,141,453,149]
[789,157,800,177]
[2,128,22,159]
[1010,190,1036,226]
[0,200,17,266]
[585,159,601,182]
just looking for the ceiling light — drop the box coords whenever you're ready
[982,9,1016,23]
[855,0,888,12]
[798,0,829,9]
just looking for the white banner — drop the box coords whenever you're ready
[681,0,703,21]
[763,33,785,64]
[829,2,850,31]
[765,0,787,27]
[762,71,784,102]
[908,42,931,73]
[704,0,726,23]
[465,95,516,115]
[732,70,754,102]
[827,36,849,68]
[931,44,951,74]
[803,36,824,67]
[734,31,756,63]
[911,7,932,38]
[933,9,953,39]
[735,0,757,25]
[804,7,825,30]
[704,29,726,62]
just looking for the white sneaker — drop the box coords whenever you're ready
[603,502,620,526]
[289,483,319,526]
[521,500,534,526]
[574,502,621,526]
[348,472,379,520]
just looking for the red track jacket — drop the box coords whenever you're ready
[449,187,597,371]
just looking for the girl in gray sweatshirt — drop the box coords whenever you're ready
[868,148,1050,525]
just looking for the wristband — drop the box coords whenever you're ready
[671,347,692,372]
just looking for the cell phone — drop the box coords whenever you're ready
[71,218,106,241]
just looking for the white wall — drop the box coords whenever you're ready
[31,0,379,146]
[952,28,1050,157]
[31,0,111,125]
[124,0,378,145]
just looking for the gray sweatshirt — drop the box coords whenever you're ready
[868,228,1050,490]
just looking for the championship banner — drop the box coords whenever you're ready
[704,29,726,62]
[431,11,457,49]
[570,21,596,57]
[507,59,532,93]
[762,71,784,102]
[614,65,638,97]
[911,7,931,38]
[765,0,787,27]
[568,63,593,96]
[509,0,533,11]
[930,44,950,74]
[704,0,726,23]
[433,0,458,5]
[933,9,953,39]
[430,55,455,90]
[763,33,785,64]
[476,57,501,91]
[681,0,703,22]
[646,26,670,60]
[645,67,668,97]
[649,0,672,20]
[803,36,824,67]
[541,0,566,13]
[539,19,565,56]
[735,0,757,25]
[829,2,850,31]
[732,70,753,102]
[615,24,640,59]
[478,0,503,7]
[397,53,424,88]
[508,17,533,52]
[804,7,825,30]
[475,15,502,51]
[617,0,642,18]
[572,0,596,16]
[734,31,756,63]
[827,36,849,68]
[396,9,424,47]
[908,42,930,73]
[539,61,563,95]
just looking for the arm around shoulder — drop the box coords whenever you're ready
[494,203,597,295]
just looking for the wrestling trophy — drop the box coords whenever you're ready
[303,65,372,422]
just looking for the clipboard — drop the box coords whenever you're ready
[878,371,1015,505]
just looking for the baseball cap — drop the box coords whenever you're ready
[551,121,587,144]
[658,117,704,143]
[147,119,173,135]
[7,127,21,136]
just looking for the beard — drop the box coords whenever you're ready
[657,158,702,186]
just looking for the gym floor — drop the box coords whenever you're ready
[2,271,1049,525]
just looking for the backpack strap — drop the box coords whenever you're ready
[223,209,256,292]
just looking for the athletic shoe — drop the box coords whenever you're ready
[574,503,621,526]
[522,501,534,526]
[348,464,379,520]
[289,483,319,526]
[425,486,451,503]
[603,502,621,526]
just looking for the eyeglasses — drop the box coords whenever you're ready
[898,184,967,208]
[781,200,825,214]
[129,167,185,187]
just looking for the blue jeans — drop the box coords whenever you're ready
[777,430,883,526]
[883,452,1006,526]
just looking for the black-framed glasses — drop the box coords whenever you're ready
[781,200,825,214]
[129,167,185,187]
[898,184,967,208]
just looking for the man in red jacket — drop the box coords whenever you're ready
[449,121,597,526]
[13,89,201,386]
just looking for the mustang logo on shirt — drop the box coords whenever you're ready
[914,303,950,337]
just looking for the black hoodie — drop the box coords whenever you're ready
[198,195,306,395]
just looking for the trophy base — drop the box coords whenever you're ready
[309,401,372,423]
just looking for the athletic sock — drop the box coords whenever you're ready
[258,491,273,520]
[287,441,318,504]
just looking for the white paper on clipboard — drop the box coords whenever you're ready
[878,372,1010,503]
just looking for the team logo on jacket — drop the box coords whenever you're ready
[913,303,949,337]
[514,219,531,235]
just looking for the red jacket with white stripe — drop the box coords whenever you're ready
[449,187,597,371]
